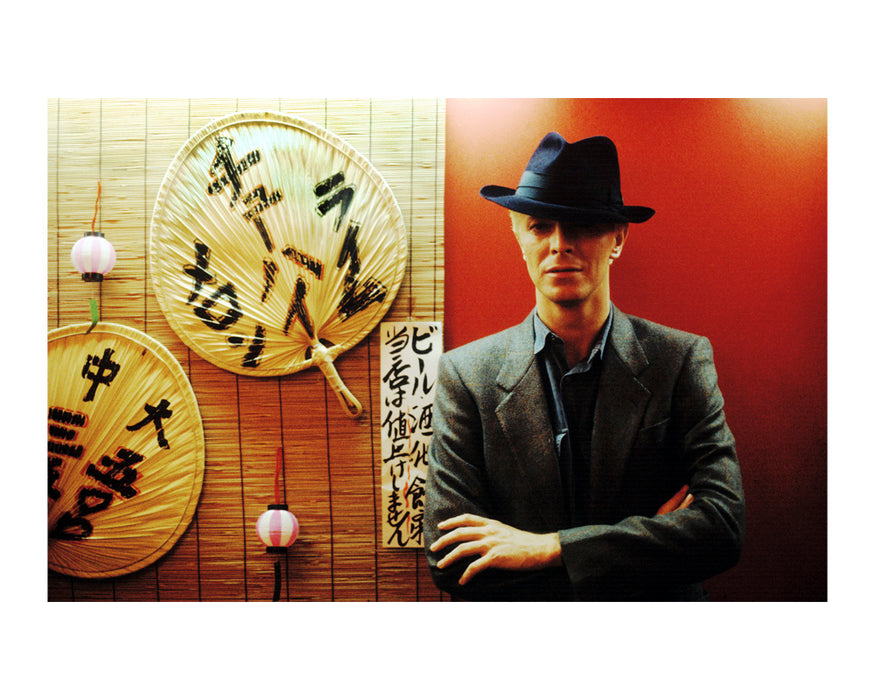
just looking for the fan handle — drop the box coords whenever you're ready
[309,342,363,418]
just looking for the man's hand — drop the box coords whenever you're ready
[656,484,694,515]
[430,514,562,586]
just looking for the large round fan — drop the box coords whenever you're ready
[48,323,204,578]
[150,111,408,417]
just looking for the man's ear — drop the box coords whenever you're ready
[610,224,629,259]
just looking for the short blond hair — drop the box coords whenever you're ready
[509,210,528,234]
[509,210,627,236]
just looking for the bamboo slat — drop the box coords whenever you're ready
[278,368,334,601]
[48,98,445,602]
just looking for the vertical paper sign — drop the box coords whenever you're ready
[380,321,442,548]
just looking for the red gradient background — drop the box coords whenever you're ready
[443,98,827,601]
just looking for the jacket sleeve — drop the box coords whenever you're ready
[558,336,745,599]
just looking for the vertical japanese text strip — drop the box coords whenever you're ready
[379,322,442,548]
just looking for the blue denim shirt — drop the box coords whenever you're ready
[533,306,613,526]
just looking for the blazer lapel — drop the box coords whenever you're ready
[589,307,651,523]
[494,313,567,530]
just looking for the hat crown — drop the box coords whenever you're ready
[517,133,623,208]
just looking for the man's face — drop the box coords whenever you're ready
[513,215,628,310]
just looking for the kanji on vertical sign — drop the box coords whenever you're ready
[379,321,442,548]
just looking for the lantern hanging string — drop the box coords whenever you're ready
[273,446,283,602]
[272,561,282,601]
[91,181,101,231]
[274,447,282,504]
[87,180,102,334]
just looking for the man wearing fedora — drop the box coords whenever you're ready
[424,133,744,601]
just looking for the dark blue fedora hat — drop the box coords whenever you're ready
[480,133,655,224]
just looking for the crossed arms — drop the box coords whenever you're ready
[430,485,694,587]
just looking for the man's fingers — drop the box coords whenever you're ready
[430,516,560,586]
[677,493,694,511]
[430,523,490,553]
[656,485,690,515]
[435,539,489,570]
[431,528,480,556]
[430,514,493,553]
[458,553,494,585]
[437,513,489,530]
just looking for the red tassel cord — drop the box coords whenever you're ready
[92,181,101,231]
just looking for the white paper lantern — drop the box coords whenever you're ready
[71,231,116,281]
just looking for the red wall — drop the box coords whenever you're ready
[444,98,827,601]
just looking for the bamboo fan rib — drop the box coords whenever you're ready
[48,322,205,578]
[150,112,408,417]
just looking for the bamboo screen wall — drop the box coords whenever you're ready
[48,98,446,601]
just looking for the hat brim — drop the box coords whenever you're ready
[480,185,655,224]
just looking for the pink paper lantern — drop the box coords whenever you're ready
[71,231,116,281]
[256,505,299,552]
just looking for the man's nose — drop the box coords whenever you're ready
[550,225,572,253]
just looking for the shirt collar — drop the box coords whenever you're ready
[533,305,614,367]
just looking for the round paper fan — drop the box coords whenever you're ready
[48,323,204,578]
[150,111,408,417]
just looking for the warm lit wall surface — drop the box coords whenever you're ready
[48,98,446,601]
[444,98,827,601]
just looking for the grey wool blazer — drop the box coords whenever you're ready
[423,306,745,601]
